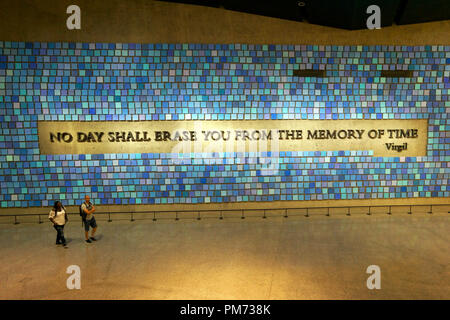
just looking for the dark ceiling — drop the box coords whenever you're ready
[158,0,450,30]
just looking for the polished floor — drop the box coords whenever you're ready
[0,211,449,299]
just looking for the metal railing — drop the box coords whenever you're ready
[0,204,448,225]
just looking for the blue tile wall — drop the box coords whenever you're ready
[0,42,448,207]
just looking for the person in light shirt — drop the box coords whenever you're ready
[49,201,69,248]
[81,195,97,243]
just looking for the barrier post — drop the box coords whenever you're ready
[263,209,267,219]
[367,206,371,215]
[130,211,135,222]
[284,208,288,218]
[346,207,351,216]
[427,205,432,214]
[387,206,391,215]
[38,214,42,224]
[305,208,309,217]
[108,212,112,222]
[14,215,19,225]
[219,210,223,220]
[175,211,179,221]
[407,205,412,215]
[197,211,201,220]
[326,207,330,217]
[153,211,157,221]
[241,209,245,219]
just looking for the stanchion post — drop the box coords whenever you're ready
[387,206,391,215]
[153,211,157,221]
[175,211,179,221]
[346,207,351,216]
[326,207,330,217]
[367,206,371,215]
[219,210,223,220]
[38,214,42,224]
[14,215,19,225]
[108,212,112,222]
[197,211,201,220]
[407,205,412,215]
[305,208,309,217]
[130,211,135,222]
[263,209,267,219]
[241,209,245,219]
[427,205,432,214]
[284,208,288,218]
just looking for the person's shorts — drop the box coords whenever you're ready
[84,217,97,231]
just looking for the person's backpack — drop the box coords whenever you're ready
[79,204,87,221]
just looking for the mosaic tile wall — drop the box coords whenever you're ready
[0,42,449,208]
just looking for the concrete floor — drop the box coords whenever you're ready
[0,212,448,300]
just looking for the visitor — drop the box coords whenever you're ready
[81,195,98,243]
[49,201,68,248]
